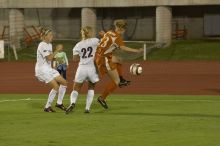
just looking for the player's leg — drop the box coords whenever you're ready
[54,75,68,110]
[108,68,120,85]
[85,82,96,113]
[85,67,99,113]
[66,67,85,114]
[112,55,131,87]
[71,82,83,104]
[101,68,120,100]
[65,82,83,114]
[97,56,120,108]
[97,69,119,109]
[44,79,60,112]
[116,63,131,87]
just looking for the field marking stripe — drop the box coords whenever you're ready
[0,98,218,103]
[112,99,216,102]
[0,98,32,103]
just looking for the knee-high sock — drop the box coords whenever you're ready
[57,85,67,105]
[101,80,117,100]
[117,63,123,77]
[70,90,78,104]
[45,89,57,108]
[85,90,94,110]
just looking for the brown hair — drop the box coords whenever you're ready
[114,19,127,29]
[81,26,93,40]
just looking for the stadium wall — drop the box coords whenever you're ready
[0,6,219,40]
[0,0,220,8]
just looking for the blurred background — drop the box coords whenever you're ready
[1,0,220,95]
[1,0,220,62]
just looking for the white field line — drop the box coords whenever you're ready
[0,98,218,103]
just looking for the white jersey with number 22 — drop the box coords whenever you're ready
[73,38,99,83]
[73,38,99,66]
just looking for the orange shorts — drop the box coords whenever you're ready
[95,53,117,77]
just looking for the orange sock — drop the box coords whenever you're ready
[101,80,117,100]
[117,63,123,77]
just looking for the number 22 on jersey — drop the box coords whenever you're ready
[81,47,93,59]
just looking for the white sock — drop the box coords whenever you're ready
[57,85,67,105]
[85,90,94,110]
[70,90,78,104]
[45,89,57,108]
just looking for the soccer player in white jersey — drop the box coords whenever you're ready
[65,26,99,114]
[35,28,67,112]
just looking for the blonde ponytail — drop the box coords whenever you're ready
[40,27,52,40]
[81,26,92,40]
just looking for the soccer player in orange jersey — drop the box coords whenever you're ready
[95,19,143,109]
[98,30,130,87]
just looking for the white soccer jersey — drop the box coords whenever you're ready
[35,41,60,83]
[73,38,99,83]
[73,38,99,66]
[35,41,53,70]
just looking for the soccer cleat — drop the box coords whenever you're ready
[97,97,108,109]
[44,107,56,113]
[84,109,90,113]
[65,103,75,114]
[119,78,131,88]
[55,103,66,111]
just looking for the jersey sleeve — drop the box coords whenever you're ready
[73,44,80,55]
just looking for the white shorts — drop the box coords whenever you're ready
[74,65,99,84]
[35,67,60,84]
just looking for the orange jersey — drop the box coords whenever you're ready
[96,31,124,56]
[95,31,124,76]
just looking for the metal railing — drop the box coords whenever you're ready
[124,41,160,60]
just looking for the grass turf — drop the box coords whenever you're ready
[147,40,220,61]
[3,39,220,61]
[0,94,220,146]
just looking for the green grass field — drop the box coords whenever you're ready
[147,40,220,61]
[3,39,220,61]
[0,94,220,146]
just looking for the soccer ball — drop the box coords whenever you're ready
[130,63,143,75]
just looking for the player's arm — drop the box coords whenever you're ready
[40,46,59,61]
[46,46,62,61]
[120,45,143,53]
[116,36,143,53]
[52,54,57,68]
[72,48,80,62]
[73,55,80,62]
[52,60,57,68]
[46,51,59,61]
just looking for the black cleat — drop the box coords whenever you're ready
[44,107,56,113]
[55,103,66,111]
[65,103,75,114]
[84,109,90,113]
[119,77,131,88]
[97,97,108,109]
